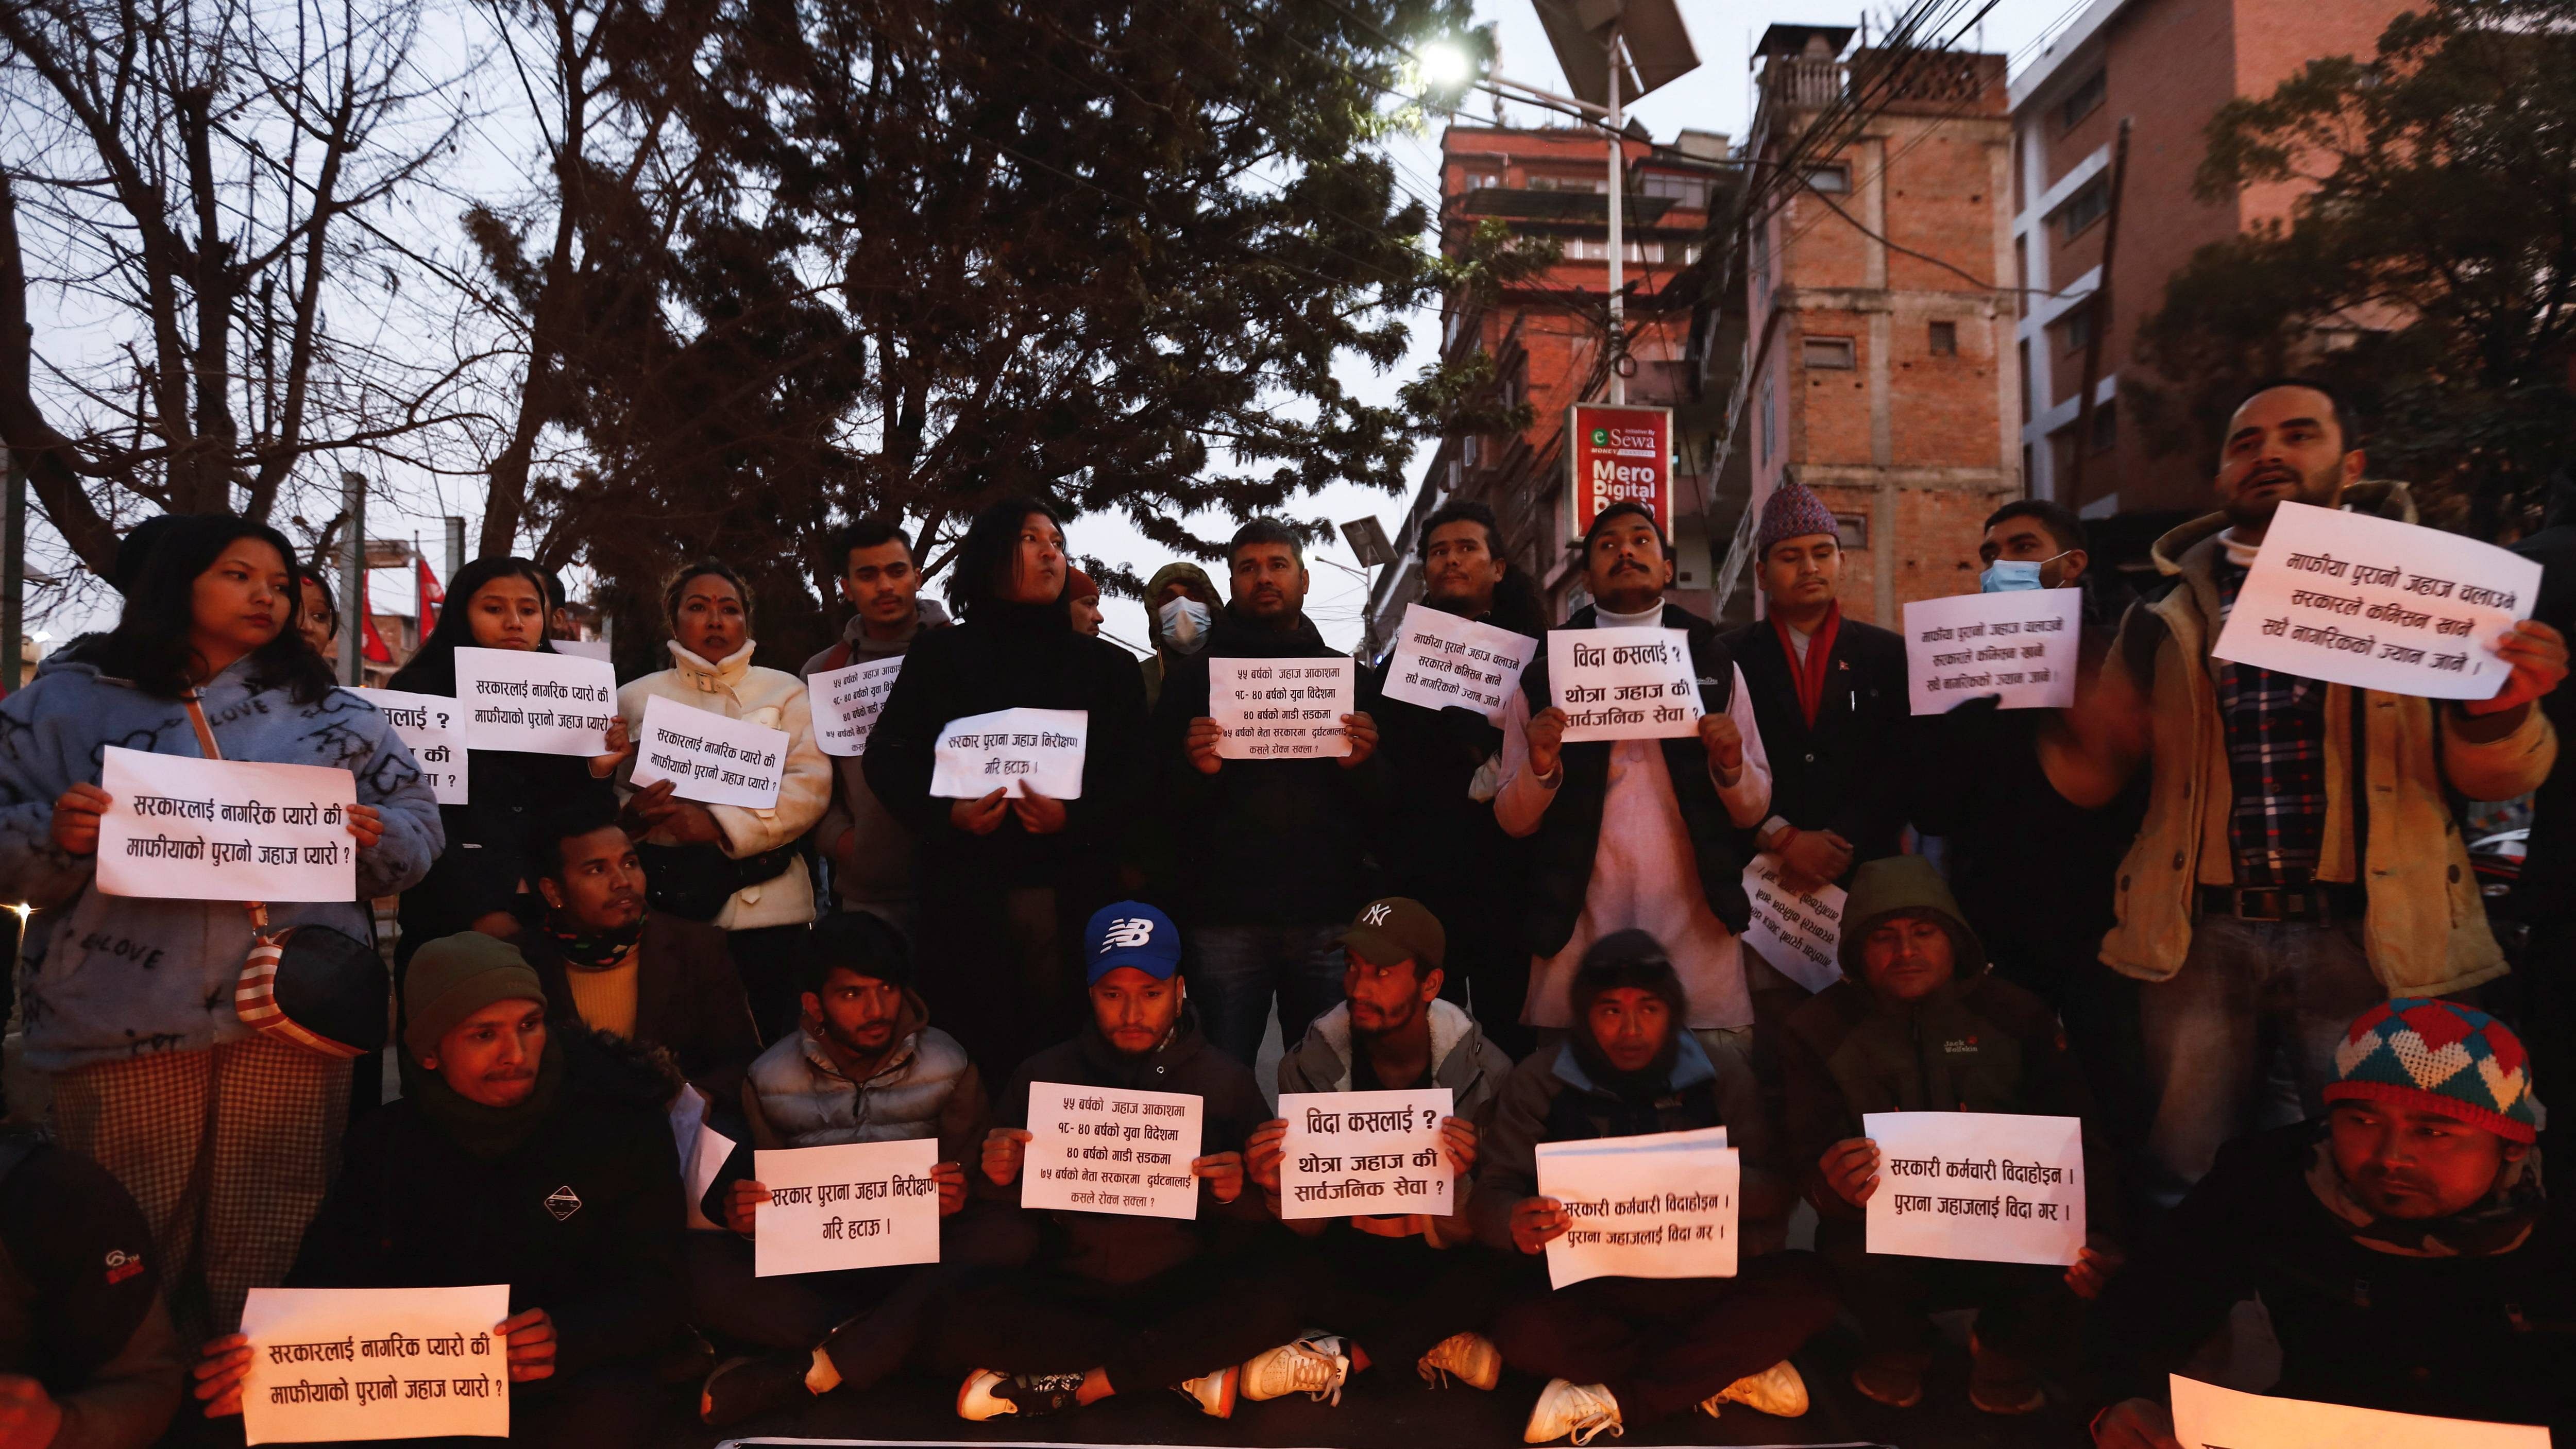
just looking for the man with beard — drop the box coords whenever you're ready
[691,913,984,1426]
[1473,932,1834,1443]
[1494,502,1774,1055]
[2090,1001,2574,1445]
[2045,379,2565,1203]
[1240,896,1516,1406]
[1361,501,1547,1053]
[1157,518,1383,1066]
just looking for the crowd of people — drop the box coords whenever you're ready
[0,376,2570,1449]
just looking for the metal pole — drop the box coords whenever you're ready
[444,516,465,583]
[337,470,365,686]
[1606,22,1626,406]
[2,450,22,693]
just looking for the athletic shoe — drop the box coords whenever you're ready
[1417,1331,1502,1391]
[1174,1363,1239,1419]
[1523,1378,1622,1444]
[1242,1334,1353,1404]
[699,1352,812,1427]
[1849,1351,1927,1409]
[1967,1332,2046,1415]
[956,1368,1084,1421]
[1698,1358,1809,1418]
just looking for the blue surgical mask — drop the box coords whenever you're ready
[1979,559,2045,593]
[1158,596,1212,654]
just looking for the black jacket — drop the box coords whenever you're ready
[519,909,761,1100]
[2511,473,2576,917]
[1154,610,1380,926]
[1517,602,1749,953]
[290,1033,686,1380]
[395,751,614,970]
[1360,641,1528,934]
[1723,613,1912,876]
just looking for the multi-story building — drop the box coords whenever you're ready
[2009,0,2405,515]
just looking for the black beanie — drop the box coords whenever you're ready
[1568,928,1689,1024]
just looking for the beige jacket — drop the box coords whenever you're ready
[2058,485,2555,995]
[618,639,833,931]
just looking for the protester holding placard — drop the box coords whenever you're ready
[615,559,832,1037]
[2043,380,2566,1205]
[190,932,687,1449]
[1360,500,1549,1054]
[1155,517,1384,1067]
[800,519,953,933]
[1473,932,1833,1443]
[387,555,629,975]
[0,515,442,1336]
[863,499,1149,1083]
[1781,856,2122,1417]
[2089,1000,2573,1447]
[1495,502,1774,1049]
[0,1127,183,1449]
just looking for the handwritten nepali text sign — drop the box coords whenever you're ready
[811,655,906,757]
[1209,657,1355,759]
[928,707,1087,799]
[628,694,788,810]
[753,1137,941,1277]
[1536,1126,1738,1287]
[2170,1374,2550,1449]
[239,1285,509,1444]
[1902,588,2082,714]
[452,647,617,756]
[1742,852,1846,993]
[2210,502,2543,701]
[1276,1088,1454,1220]
[1380,604,1540,723]
[1548,627,1704,742]
[1021,1081,1204,1220]
[360,689,465,805]
[1864,1111,2084,1266]
[97,748,358,904]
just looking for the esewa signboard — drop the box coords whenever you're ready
[1565,403,1672,538]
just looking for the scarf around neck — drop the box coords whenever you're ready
[2305,1131,2546,1257]
[1771,600,1842,727]
[406,1042,568,1162]
[546,916,645,974]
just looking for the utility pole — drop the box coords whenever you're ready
[337,471,365,686]
[2067,117,2131,506]
[1606,20,1626,405]
[2,450,22,694]
[444,516,465,584]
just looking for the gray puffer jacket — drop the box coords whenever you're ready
[739,990,985,1162]
[1277,998,1513,1131]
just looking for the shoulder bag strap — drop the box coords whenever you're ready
[182,693,271,935]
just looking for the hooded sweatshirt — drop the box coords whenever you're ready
[1278,997,1513,1245]
[801,601,954,913]
[0,657,444,1073]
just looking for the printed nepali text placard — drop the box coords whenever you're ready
[97,749,359,904]
[1863,1111,2084,1266]
[1020,1081,1203,1219]
[2170,1373,2549,1448]
[451,647,617,756]
[1901,589,2082,714]
[239,1285,509,1444]
[1742,852,1846,993]
[360,689,466,805]
[1548,627,1704,742]
[1276,1088,1454,1220]
[753,1138,941,1277]
[1536,1127,1737,1287]
[1379,604,1539,723]
[1209,657,1355,759]
[629,693,789,810]
[928,707,1087,799]
[810,655,906,758]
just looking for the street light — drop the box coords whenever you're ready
[1416,39,1476,92]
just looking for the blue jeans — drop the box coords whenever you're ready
[1187,924,1345,1067]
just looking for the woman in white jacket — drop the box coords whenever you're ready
[619,560,832,1037]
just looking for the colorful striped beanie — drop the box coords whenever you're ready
[2325,999,2541,1144]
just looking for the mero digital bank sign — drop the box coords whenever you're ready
[1565,403,1673,538]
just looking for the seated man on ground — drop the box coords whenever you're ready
[1243,896,1517,1404]
[192,933,687,1449]
[691,913,983,1426]
[2091,1000,2573,1446]
[1475,930,1836,1444]
[943,901,1296,1422]
[0,1126,182,1449]
[1782,855,2122,1416]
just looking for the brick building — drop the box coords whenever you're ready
[2010,0,2406,515]
[1726,27,2021,625]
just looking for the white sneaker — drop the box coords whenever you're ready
[1524,1378,1622,1444]
[1173,1363,1238,1419]
[1242,1334,1353,1404]
[956,1368,1084,1421]
[1417,1331,1502,1391]
[1700,1358,1808,1419]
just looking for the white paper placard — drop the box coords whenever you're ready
[1209,657,1355,759]
[628,693,788,810]
[928,707,1087,799]
[452,647,618,755]
[1020,1081,1202,1219]
[549,638,611,661]
[2170,1373,2550,1449]
[1742,851,1847,993]
[239,1285,509,1444]
[1380,604,1539,723]
[1548,627,1704,742]
[1902,588,2082,714]
[1277,1088,1454,1220]
[810,655,906,757]
[752,1138,941,1277]
[96,748,359,904]
[2209,501,2543,701]
[666,1087,731,1233]
[361,689,466,805]
[1863,1111,2085,1266]
[1536,1126,1738,1287]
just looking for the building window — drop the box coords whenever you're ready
[1805,164,1851,194]
[2090,400,2117,454]
[1760,376,1778,462]
[2055,176,2109,242]
[1640,173,1711,209]
[2060,304,2095,356]
[1526,173,1606,193]
[2017,339,2031,422]
[1462,435,1482,468]
[1928,321,1958,356]
[2060,69,2107,131]
[1833,513,1869,550]
[1802,336,1856,370]
[1750,220,1771,286]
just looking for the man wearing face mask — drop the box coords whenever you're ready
[2045,379,2565,1205]
[1140,562,1221,712]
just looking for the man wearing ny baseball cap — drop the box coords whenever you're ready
[2091,999,2574,1446]
[940,902,1298,1424]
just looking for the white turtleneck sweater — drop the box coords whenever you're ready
[1495,601,1773,1030]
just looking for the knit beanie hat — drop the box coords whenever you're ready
[1569,929,1689,1023]
[2325,999,2543,1144]
[1065,567,1100,604]
[1755,481,1837,558]
[403,932,546,1062]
